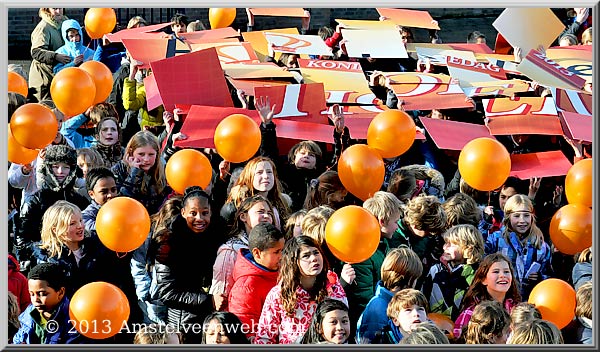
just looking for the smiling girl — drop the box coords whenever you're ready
[300,299,351,344]
[112,130,170,215]
[254,236,348,344]
[453,253,521,340]
[484,195,552,299]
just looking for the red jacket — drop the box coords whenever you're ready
[228,249,278,341]
[8,254,31,313]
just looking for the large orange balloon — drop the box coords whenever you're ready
[85,8,117,39]
[166,149,213,194]
[325,205,380,263]
[79,61,113,105]
[9,103,58,149]
[565,158,592,207]
[428,313,455,340]
[8,125,39,165]
[8,71,28,97]
[209,8,237,29]
[69,282,130,339]
[50,67,96,118]
[549,204,592,255]
[458,137,511,191]
[214,114,261,163]
[96,197,151,253]
[528,278,576,329]
[338,144,385,201]
[367,110,416,158]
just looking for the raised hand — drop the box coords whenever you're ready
[255,95,276,125]
[329,104,344,133]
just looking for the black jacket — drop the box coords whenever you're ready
[112,161,170,215]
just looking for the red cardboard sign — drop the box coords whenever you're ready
[420,117,494,150]
[509,151,573,179]
[253,83,328,124]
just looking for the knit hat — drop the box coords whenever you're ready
[41,144,80,191]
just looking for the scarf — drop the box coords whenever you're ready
[93,142,123,168]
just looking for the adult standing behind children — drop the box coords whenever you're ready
[52,19,95,74]
[29,8,70,102]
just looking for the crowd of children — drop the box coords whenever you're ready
[7,6,593,345]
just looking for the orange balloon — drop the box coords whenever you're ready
[8,125,39,165]
[337,144,385,201]
[565,158,592,207]
[458,137,511,191]
[84,8,117,39]
[96,197,151,252]
[166,149,213,194]
[428,313,455,339]
[9,103,58,149]
[209,8,237,29]
[50,67,96,118]
[325,205,380,263]
[214,114,261,163]
[367,110,416,158]
[69,281,130,339]
[8,71,28,97]
[528,278,576,329]
[79,61,113,105]
[549,204,592,255]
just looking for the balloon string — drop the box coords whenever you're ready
[116,251,127,259]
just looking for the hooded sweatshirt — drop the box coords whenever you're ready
[53,19,96,74]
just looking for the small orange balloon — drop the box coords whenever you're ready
[96,197,151,253]
[79,61,113,105]
[338,144,385,201]
[458,137,511,191]
[549,204,592,255]
[528,278,576,329]
[209,8,237,29]
[8,125,39,165]
[50,67,96,118]
[8,71,28,97]
[428,313,455,340]
[565,158,592,207]
[69,282,130,339]
[325,205,380,263]
[85,8,117,39]
[9,103,58,149]
[367,110,416,158]
[166,149,213,194]
[214,114,261,163]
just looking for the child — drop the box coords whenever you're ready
[442,193,483,229]
[300,205,334,248]
[221,156,291,229]
[284,209,307,239]
[507,318,564,344]
[228,222,285,341]
[61,102,118,149]
[76,148,104,179]
[303,171,348,211]
[453,253,521,339]
[81,167,118,236]
[202,312,250,344]
[210,195,274,308]
[254,236,348,344]
[12,262,82,344]
[485,195,552,299]
[53,19,95,74]
[280,141,323,212]
[112,130,170,215]
[92,116,124,168]
[371,288,430,344]
[562,281,592,344]
[299,299,351,344]
[464,300,511,344]
[421,224,485,321]
[345,192,401,339]
[8,292,21,343]
[356,247,423,344]
[133,323,181,344]
[572,246,592,290]
[509,302,542,331]
[170,13,188,37]
[8,253,31,313]
[399,322,449,344]
[152,186,224,344]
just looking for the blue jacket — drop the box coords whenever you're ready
[485,230,552,298]
[13,297,83,344]
[356,281,395,344]
[53,19,96,74]
[81,200,101,236]
[60,113,96,149]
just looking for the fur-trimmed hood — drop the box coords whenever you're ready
[39,144,81,191]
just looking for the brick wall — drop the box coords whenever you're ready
[7,7,505,59]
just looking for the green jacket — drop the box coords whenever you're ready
[122,77,164,130]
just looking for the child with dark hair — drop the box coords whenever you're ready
[53,18,95,74]
[170,13,189,37]
[299,298,351,344]
[202,312,250,344]
[464,300,511,344]
[13,263,82,344]
[303,171,348,211]
[81,167,118,235]
[228,222,285,341]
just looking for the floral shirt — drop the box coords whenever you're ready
[254,271,348,344]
